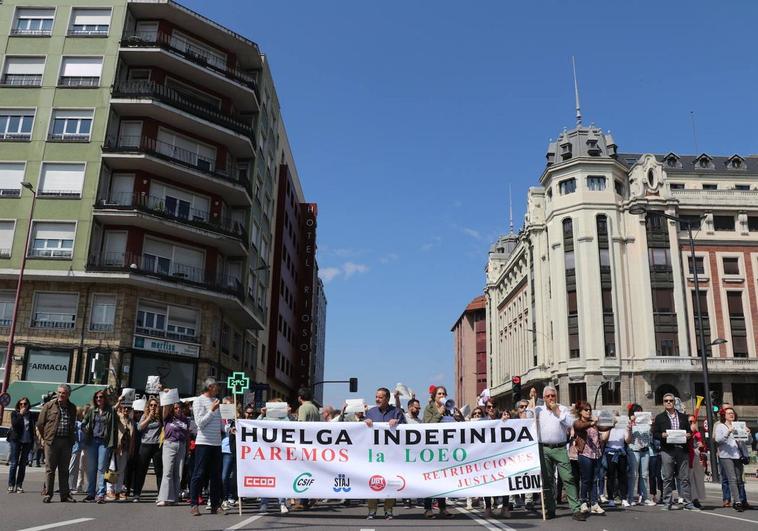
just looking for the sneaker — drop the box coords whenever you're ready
[190,505,201,516]
[366,512,375,520]
[83,496,95,503]
[683,504,700,512]
[622,499,631,508]
[580,502,590,513]
[105,492,117,501]
[96,496,105,504]
[132,496,140,503]
[607,500,616,508]
[384,510,393,520]
[734,503,744,513]
[61,496,76,503]
[156,501,168,507]
[465,499,473,510]
[693,500,702,509]
[572,511,587,521]
[600,494,609,504]
[591,503,605,514]
[644,499,657,506]
[43,495,52,503]
[221,500,230,511]
[723,500,732,508]
[280,503,289,514]
[678,497,685,504]
[7,486,15,493]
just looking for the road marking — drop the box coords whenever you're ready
[698,511,758,525]
[17,518,95,531]
[454,506,516,531]
[223,514,265,531]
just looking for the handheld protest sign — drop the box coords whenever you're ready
[145,375,161,395]
[132,398,146,412]
[220,403,237,420]
[120,388,136,406]
[160,388,179,406]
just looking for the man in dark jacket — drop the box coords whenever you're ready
[36,384,78,503]
[652,392,697,511]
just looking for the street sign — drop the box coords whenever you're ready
[226,372,250,396]
[0,392,10,407]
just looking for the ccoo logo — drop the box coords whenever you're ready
[293,472,315,493]
[244,476,276,488]
[368,475,386,492]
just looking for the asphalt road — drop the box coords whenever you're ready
[2,465,758,531]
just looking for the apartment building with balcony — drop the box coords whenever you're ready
[485,120,758,424]
[0,0,320,412]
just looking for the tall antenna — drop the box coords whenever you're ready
[690,111,699,153]
[508,184,514,233]
[572,56,582,126]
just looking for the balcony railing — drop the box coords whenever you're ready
[1,74,42,87]
[0,249,10,258]
[113,80,255,139]
[58,76,100,87]
[88,251,244,301]
[0,318,11,326]
[95,192,248,244]
[120,31,258,93]
[32,313,76,329]
[10,28,53,37]
[29,248,73,258]
[102,135,251,191]
[135,326,200,344]
[0,189,21,197]
[0,132,32,141]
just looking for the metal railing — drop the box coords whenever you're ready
[29,248,73,258]
[135,325,200,344]
[0,132,32,141]
[95,192,248,243]
[31,313,76,329]
[1,74,42,87]
[88,251,244,300]
[38,190,81,198]
[58,76,100,87]
[102,135,251,191]
[48,133,90,142]
[0,189,21,197]
[113,80,255,139]
[120,31,258,93]
[10,28,53,36]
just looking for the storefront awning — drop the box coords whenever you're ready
[6,381,107,411]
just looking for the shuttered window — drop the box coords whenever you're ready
[39,162,85,196]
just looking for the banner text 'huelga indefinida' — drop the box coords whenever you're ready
[235,419,541,499]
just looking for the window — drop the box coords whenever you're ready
[732,383,758,405]
[166,306,198,341]
[599,248,610,267]
[652,288,675,313]
[142,237,205,282]
[702,184,717,190]
[727,291,744,317]
[0,291,14,326]
[30,222,75,258]
[601,289,613,312]
[678,215,701,231]
[221,323,231,354]
[734,184,750,191]
[68,8,111,36]
[569,383,587,404]
[569,333,580,359]
[687,256,705,275]
[49,109,93,141]
[39,163,85,197]
[732,336,748,358]
[59,57,102,87]
[567,291,578,314]
[0,109,34,140]
[713,215,735,231]
[0,221,14,258]
[669,183,684,190]
[749,217,758,232]
[564,250,575,271]
[587,176,606,191]
[648,248,671,269]
[89,294,116,331]
[559,178,576,195]
[85,349,110,384]
[24,349,72,381]
[1,56,45,86]
[0,162,24,196]
[12,8,54,36]
[604,332,616,357]
[722,257,740,275]
[614,180,624,196]
[656,332,679,357]
[602,382,621,404]
[136,302,166,337]
[32,292,78,328]
[170,30,227,70]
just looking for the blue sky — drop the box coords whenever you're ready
[183,0,758,407]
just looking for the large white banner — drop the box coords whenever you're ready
[236,419,542,499]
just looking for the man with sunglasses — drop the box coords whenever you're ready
[36,384,78,503]
[653,392,697,511]
[531,386,585,521]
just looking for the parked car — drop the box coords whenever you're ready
[0,426,10,464]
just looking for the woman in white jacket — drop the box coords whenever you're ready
[714,407,751,512]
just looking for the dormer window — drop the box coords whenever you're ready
[727,155,745,170]
[560,141,572,161]
[664,153,680,168]
[586,138,601,156]
[695,154,713,170]
[699,159,709,169]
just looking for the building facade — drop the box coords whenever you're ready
[486,120,758,422]
[0,0,323,415]
[452,295,487,410]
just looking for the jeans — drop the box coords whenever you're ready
[189,444,222,509]
[661,447,690,506]
[68,444,86,492]
[222,452,236,501]
[86,438,112,498]
[721,460,747,503]
[8,440,32,488]
[595,450,608,497]
[627,448,650,502]
[578,455,600,505]
[721,458,745,505]
[649,453,663,497]
[133,443,163,497]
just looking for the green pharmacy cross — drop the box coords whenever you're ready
[227,372,250,396]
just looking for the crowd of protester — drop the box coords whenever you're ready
[4,380,754,522]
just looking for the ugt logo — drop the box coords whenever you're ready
[368,474,386,492]
[293,472,315,494]
[333,473,351,493]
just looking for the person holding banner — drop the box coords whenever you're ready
[422,386,455,519]
[572,400,610,515]
[627,404,656,507]
[189,378,224,516]
[532,386,586,521]
[714,406,751,512]
[364,387,406,520]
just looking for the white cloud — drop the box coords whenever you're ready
[379,253,399,264]
[343,262,369,278]
[319,267,342,283]
[420,236,442,252]
[462,227,481,240]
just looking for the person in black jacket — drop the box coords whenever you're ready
[652,393,697,511]
[7,397,35,493]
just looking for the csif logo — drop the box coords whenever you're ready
[368,475,386,492]
[333,473,351,493]
[293,472,315,493]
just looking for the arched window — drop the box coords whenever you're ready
[655,384,680,405]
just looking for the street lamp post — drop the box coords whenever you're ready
[630,205,720,482]
[1,182,37,420]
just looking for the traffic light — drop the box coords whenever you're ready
[512,376,522,404]
[710,390,720,413]
[349,378,358,393]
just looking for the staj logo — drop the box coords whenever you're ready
[293,472,316,493]
[333,473,351,493]
[244,476,276,488]
[368,475,386,492]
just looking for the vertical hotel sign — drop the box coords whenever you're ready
[296,203,317,384]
